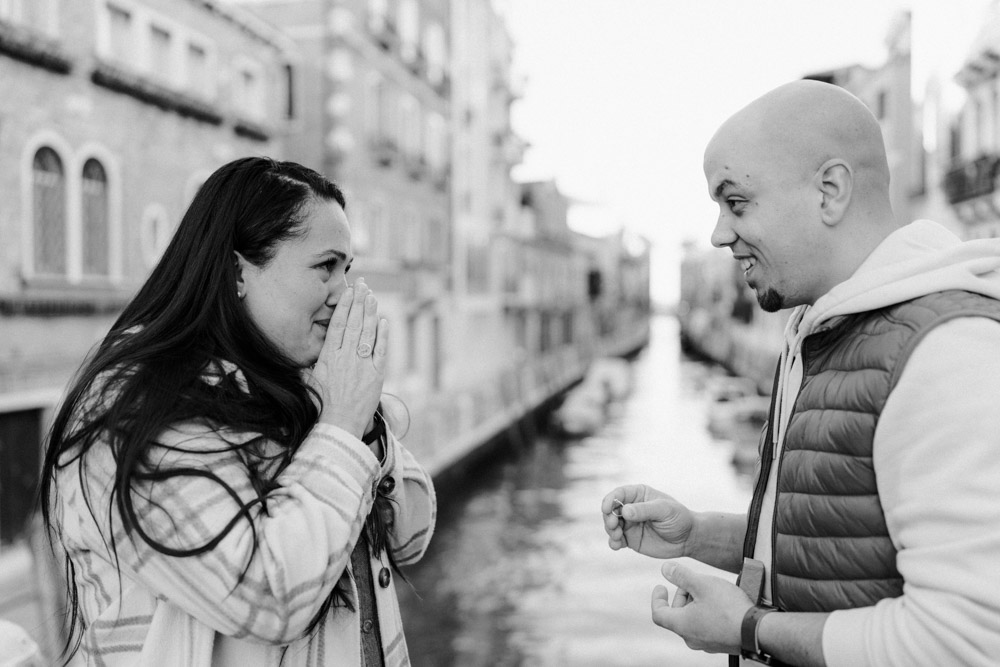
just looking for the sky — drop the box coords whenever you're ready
[504,0,995,305]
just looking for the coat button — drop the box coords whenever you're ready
[378,475,395,495]
[362,619,374,633]
[378,567,391,588]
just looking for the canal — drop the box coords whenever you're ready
[397,315,759,667]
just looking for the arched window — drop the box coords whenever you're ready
[81,158,110,276]
[32,147,66,275]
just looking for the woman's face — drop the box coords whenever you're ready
[238,198,353,368]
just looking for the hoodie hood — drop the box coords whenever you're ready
[789,219,1000,344]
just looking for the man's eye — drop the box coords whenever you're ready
[727,198,747,213]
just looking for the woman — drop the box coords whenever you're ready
[40,157,436,666]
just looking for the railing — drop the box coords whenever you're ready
[396,317,650,476]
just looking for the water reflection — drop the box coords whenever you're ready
[398,316,759,666]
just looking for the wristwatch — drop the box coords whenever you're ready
[740,605,778,664]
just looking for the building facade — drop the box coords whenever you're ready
[0,0,296,653]
[941,1,1000,239]
[238,0,453,395]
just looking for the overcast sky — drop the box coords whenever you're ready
[504,0,994,304]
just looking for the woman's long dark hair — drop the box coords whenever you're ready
[39,157,387,657]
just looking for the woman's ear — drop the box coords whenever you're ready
[816,158,853,226]
[234,251,248,299]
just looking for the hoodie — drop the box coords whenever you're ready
[752,220,1000,667]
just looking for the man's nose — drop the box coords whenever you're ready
[710,214,736,248]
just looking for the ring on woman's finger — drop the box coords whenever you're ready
[357,342,373,358]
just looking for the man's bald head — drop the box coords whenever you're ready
[707,79,891,200]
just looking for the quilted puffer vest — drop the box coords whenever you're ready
[743,290,1000,613]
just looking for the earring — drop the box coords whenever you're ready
[237,289,244,299]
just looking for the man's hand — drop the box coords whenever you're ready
[601,484,695,558]
[651,561,754,654]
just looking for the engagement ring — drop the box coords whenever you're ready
[357,342,373,358]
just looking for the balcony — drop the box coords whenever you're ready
[91,60,223,125]
[944,154,1000,205]
[233,117,272,143]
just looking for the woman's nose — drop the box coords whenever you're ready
[327,275,349,305]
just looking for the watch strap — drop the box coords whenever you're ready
[740,605,777,663]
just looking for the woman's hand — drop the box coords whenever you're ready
[601,484,695,559]
[311,279,388,439]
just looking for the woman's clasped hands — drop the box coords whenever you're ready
[310,278,388,440]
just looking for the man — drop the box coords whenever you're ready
[603,79,1000,666]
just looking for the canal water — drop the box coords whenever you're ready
[397,315,760,667]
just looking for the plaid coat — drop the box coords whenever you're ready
[54,370,436,667]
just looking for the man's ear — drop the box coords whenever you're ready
[816,159,852,226]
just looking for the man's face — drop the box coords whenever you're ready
[703,132,824,312]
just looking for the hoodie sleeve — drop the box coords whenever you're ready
[822,317,1000,667]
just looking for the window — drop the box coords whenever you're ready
[233,61,265,120]
[0,0,58,36]
[99,2,217,100]
[365,201,388,260]
[140,203,172,268]
[467,242,490,293]
[32,147,66,276]
[149,24,171,75]
[875,90,887,120]
[186,42,210,98]
[81,159,110,276]
[424,23,445,85]
[107,3,134,63]
[365,76,381,139]
[425,113,446,170]
[403,211,421,263]
[426,218,445,265]
[283,63,295,119]
[377,82,394,143]
[400,96,421,157]
[0,410,42,546]
[406,314,418,372]
[398,0,419,63]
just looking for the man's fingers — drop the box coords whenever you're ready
[661,561,695,592]
[327,286,353,350]
[372,318,389,372]
[601,489,624,514]
[671,587,691,608]
[601,485,646,514]
[621,499,669,523]
[651,584,672,613]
